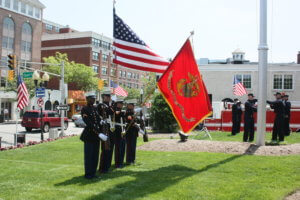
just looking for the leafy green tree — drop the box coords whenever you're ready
[42,52,98,91]
[6,78,36,98]
[149,93,178,133]
[141,72,157,99]
[124,87,140,102]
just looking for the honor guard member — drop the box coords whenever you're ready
[125,99,139,165]
[243,93,257,142]
[231,98,242,135]
[114,97,126,168]
[282,94,291,136]
[98,89,115,173]
[267,92,285,142]
[80,92,102,179]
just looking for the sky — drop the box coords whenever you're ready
[43,0,300,63]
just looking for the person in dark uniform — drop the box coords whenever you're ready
[243,93,257,142]
[125,100,139,165]
[267,92,285,142]
[231,98,242,135]
[98,90,115,173]
[282,94,291,136]
[114,98,126,168]
[80,92,102,179]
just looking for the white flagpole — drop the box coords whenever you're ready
[14,108,19,146]
[256,0,268,146]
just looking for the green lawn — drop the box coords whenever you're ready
[191,131,300,144]
[0,136,299,200]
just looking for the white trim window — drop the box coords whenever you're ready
[273,74,293,90]
[101,67,107,75]
[92,52,99,60]
[20,1,26,13]
[4,0,10,8]
[92,65,98,73]
[235,74,251,89]
[13,0,18,11]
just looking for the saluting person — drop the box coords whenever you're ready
[114,98,126,168]
[80,92,102,179]
[125,100,139,165]
[98,90,115,173]
[231,98,242,135]
[267,92,285,142]
[282,94,291,136]
[243,93,257,142]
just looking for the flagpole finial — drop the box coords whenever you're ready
[190,30,194,36]
[113,0,116,8]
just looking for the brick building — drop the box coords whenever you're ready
[41,29,146,89]
[41,26,147,116]
[0,0,45,120]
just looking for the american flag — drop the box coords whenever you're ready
[17,75,29,110]
[110,80,128,97]
[233,76,247,96]
[113,9,170,73]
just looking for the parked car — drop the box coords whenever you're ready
[21,110,69,132]
[71,113,81,122]
[74,116,86,128]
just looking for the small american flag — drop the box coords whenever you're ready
[110,80,128,97]
[17,75,29,110]
[233,76,247,96]
[113,9,170,73]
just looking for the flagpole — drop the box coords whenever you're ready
[256,0,268,146]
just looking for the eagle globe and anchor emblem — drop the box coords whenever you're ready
[176,73,201,98]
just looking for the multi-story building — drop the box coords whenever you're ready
[0,0,45,120]
[41,26,147,116]
[41,29,146,89]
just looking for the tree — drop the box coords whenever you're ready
[42,52,98,91]
[6,78,36,99]
[149,93,178,133]
[141,72,157,99]
[124,87,140,102]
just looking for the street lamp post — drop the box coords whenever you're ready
[33,71,49,141]
[140,89,144,105]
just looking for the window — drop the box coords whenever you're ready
[273,74,293,90]
[119,70,122,77]
[20,1,26,13]
[4,0,10,8]
[111,68,116,76]
[27,5,33,16]
[35,7,40,18]
[101,67,107,75]
[92,65,99,73]
[0,0,2,7]
[101,41,110,50]
[127,72,132,79]
[235,74,251,89]
[2,17,15,50]
[102,54,108,62]
[92,52,99,60]
[92,38,101,47]
[137,74,139,79]
[54,26,60,32]
[45,24,52,31]
[13,0,18,11]
[21,23,32,60]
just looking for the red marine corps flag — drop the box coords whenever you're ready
[158,39,212,133]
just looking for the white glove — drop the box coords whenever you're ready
[139,129,145,135]
[100,120,106,125]
[98,133,108,141]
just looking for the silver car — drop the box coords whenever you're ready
[74,116,86,128]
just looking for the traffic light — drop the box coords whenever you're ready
[7,54,17,70]
[8,70,15,81]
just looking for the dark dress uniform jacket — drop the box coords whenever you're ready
[97,102,115,173]
[125,109,139,164]
[80,105,102,143]
[80,105,102,179]
[232,103,242,135]
[114,108,126,167]
[243,100,257,142]
[267,99,285,141]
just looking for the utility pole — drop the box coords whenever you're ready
[256,0,268,146]
[59,61,65,136]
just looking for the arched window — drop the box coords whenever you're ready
[21,22,32,61]
[45,100,52,110]
[2,17,15,56]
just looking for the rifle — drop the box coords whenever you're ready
[99,103,111,150]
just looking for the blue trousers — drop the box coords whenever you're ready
[84,141,100,178]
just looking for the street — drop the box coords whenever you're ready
[0,122,83,148]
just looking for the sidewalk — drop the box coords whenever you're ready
[0,120,22,125]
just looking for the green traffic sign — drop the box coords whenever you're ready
[23,72,33,79]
